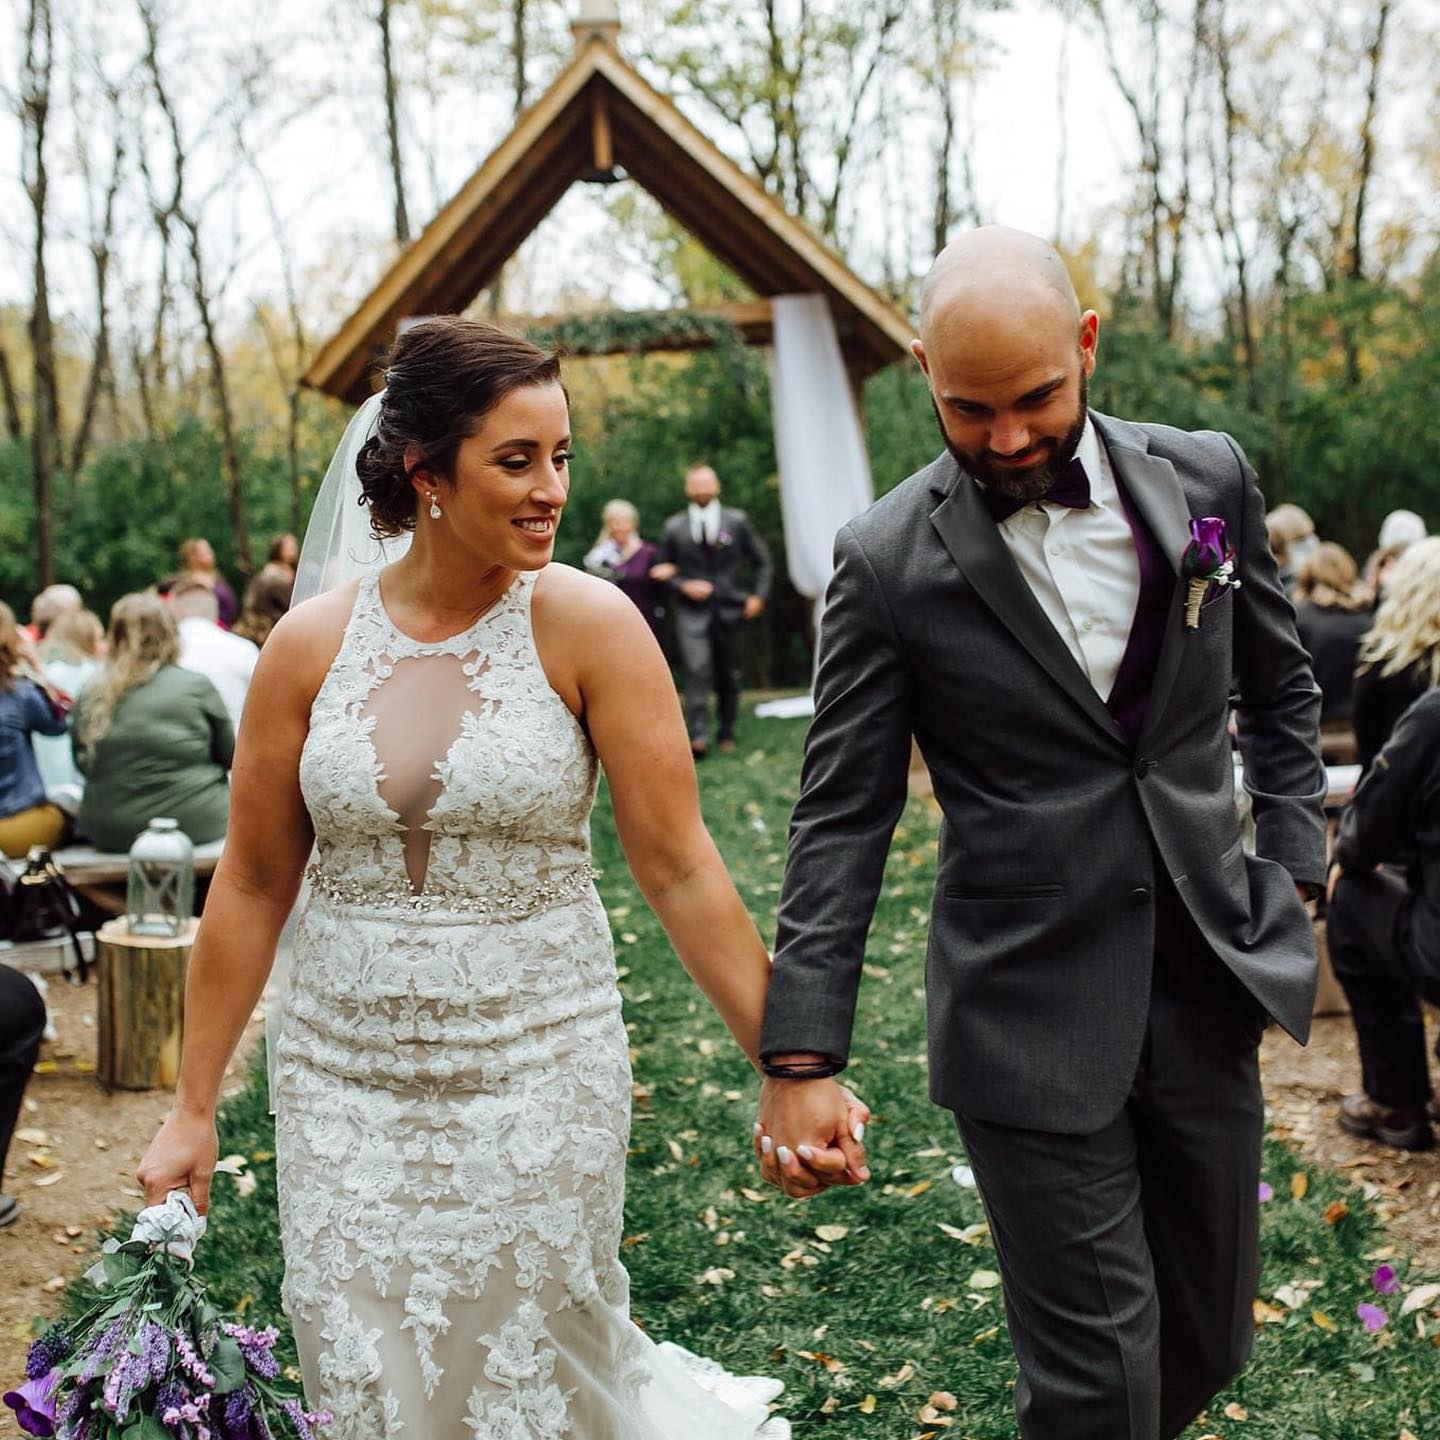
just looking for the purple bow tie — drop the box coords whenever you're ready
[980,456,1090,523]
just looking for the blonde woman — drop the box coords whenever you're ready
[33,608,105,801]
[583,497,665,639]
[74,594,233,851]
[1353,536,1440,772]
[1264,502,1316,594]
[0,601,69,858]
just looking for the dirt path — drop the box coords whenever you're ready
[1261,1010,1440,1259]
[0,973,262,1432]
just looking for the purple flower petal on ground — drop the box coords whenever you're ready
[1356,1302,1388,1331]
[3,1367,61,1436]
[1371,1264,1400,1295]
[1258,1182,1273,1202]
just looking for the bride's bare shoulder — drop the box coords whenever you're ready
[252,581,362,698]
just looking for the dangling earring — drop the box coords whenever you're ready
[428,492,442,520]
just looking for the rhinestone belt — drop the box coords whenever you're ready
[305,861,598,919]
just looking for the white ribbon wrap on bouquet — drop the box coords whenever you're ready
[86,1190,208,1286]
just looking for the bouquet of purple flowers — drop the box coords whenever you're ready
[4,1193,329,1440]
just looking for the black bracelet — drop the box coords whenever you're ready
[760,1057,845,1080]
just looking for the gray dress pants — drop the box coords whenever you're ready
[674,604,742,745]
[955,893,1265,1440]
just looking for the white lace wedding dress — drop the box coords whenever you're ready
[271,570,789,1439]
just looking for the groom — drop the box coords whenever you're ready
[756,227,1326,1440]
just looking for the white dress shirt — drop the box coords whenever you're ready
[178,616,259,734]
[689,500,722,546]
[987,419,1140,702]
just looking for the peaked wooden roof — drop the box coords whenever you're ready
[302,34,912,403]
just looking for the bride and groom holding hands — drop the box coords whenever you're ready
[137,227,1325,1440]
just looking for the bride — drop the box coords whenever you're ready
[136,317,868,1439]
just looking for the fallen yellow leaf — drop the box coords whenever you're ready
[796,1350,846,1373]
[879,1361,916,1388]
[1252,1299,1287,1325]
[927,1392,959,1411]
[819,1396,840,1414]
[858,1395,877,1415]
[33,1061,59,1074]
[1324,1201,1349,1225]
[1291,1172,1309,1200]
[967,1269,1002,1290]
[907,1180,933,1198]
[740,1187,768,1203]
[1311,1309,1336,1331]
[1224,1401,1249,1420]
[815,1224,849,1242]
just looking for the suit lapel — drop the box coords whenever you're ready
[1094,415,1194,747]
[928,457,1127,746]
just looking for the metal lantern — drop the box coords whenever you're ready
[126,818,195,937]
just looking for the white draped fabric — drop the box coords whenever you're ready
[768,293,875,658]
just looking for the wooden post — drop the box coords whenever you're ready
[96,918,197,1091]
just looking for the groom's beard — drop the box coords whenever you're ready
[931,373,1089,503]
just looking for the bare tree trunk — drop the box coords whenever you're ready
[930,0,958,254]
[1054,4,1073,243]
[1349,0,1390,284]
[241,134,308,532]
[22,0,58,588]
[0,341,21,439]
[1209,0,1258,409]
[71,106,126,476]
[140,0,253,574]
[380,0,410,244]
[512,0,528,116]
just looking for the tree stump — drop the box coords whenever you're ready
[96,918,198,1091]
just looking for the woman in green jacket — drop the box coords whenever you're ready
[75,593,233,852]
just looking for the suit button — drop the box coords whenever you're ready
[1130,887,1152,906]
[1136,758,1158,777]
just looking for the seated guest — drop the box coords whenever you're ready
[1328,689,1440,1151]
[1377,508,1426,551]
[0,602,69,858]
[33,608,105,802]
[583,499,664,642]
[175,536,238,627]
[0,964,47,1227]
[74,594,233,853]
[170,578,258,734]
[1264,502,1316,596]
[231,567,293,651]
[1353,538,1440,773]
[264,532,299,579]
[24,583,82,645]
[1292,542,1373,730]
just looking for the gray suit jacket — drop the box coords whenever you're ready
[657,506,773,619]
[760,413,1326,1133]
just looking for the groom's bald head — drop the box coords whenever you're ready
[912,227,1099,501]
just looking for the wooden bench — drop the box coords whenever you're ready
[51,837,226,914]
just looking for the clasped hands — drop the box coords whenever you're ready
[753,1075,871,1200]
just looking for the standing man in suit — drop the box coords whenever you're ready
[654,463,773,758]
[753,227,1326,1440]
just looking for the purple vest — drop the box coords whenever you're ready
[1105,460,1173,748]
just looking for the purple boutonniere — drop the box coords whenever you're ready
[1180,516,1241,630]
[716,529,733,546]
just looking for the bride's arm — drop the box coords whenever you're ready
[137,596,344,1211]
[534,568,868,1191]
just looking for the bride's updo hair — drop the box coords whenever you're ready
[355,317,562,538]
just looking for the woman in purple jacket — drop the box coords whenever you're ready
[583,499,665,641]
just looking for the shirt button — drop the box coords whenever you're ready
[1082,618,1097,631]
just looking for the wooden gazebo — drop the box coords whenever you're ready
[301,2,910,405]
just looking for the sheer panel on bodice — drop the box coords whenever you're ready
[359,651,495,893]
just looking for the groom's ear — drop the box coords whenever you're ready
[911,337,931,378]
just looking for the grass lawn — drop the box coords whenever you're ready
[115,709,1438,1438]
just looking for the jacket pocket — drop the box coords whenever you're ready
[944,883,1065,901]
